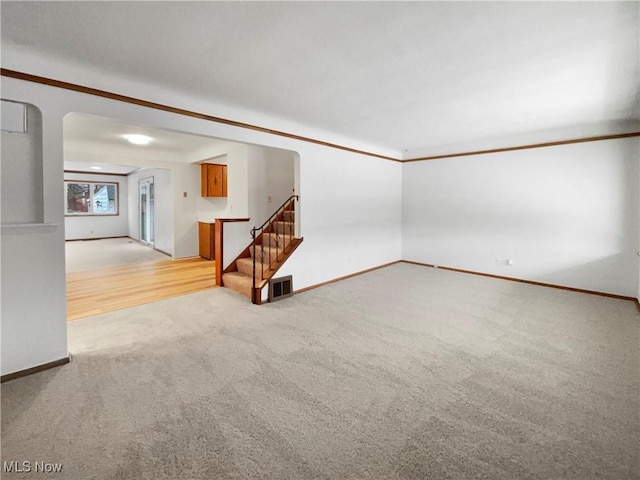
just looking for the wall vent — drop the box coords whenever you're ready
[269,275,293,302]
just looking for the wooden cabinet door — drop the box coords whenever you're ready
[201,164,209,197]
[221,165,228,197]
[198,222,214,259]
[201,163,228,197]
[207,164,223,197]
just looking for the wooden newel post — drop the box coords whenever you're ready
[214,219,224,286]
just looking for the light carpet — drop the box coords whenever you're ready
[2,263,638,479]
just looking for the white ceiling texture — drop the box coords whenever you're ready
[1,1,639,160]
[62,113,239,175]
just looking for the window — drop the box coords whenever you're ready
[65,181,118,215]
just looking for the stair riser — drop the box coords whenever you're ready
[282,211,295,222]
[222,274,252,299]
[262,234,279,248]
[236,259,268,279]
[249,246,280,262]
[273,222,295,235]
[246,250,278,268]
[262,233,293,248]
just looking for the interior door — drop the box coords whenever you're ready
[139,177,155,246]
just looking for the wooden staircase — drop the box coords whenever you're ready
[222,197,303,304]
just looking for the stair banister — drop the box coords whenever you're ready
[221,195,302,304]
[250,195,298,303]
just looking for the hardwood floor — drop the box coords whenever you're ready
[66,258,217,321]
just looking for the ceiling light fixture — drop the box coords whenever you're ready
[123,134,152,145]
[90,166,103,170]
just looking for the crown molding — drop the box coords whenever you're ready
[403,131,640,162]
[2,68,638,163]
[0,68,401,162]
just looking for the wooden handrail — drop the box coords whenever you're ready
[250,195,298,236]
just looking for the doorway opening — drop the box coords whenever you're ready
[63,112,300,322]
[139,177,155,247]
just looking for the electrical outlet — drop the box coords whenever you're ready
[267,194,272,203]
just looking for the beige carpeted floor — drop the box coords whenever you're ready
[65,237,169,272]
[2,263,639,479]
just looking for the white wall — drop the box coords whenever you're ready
[0,72,402,376]
[196,144,250,222]
[2,63,636,380]
[402,137,640,297]
[276,148,402,289]
[127,168,173,255]
[1,102,44,224]
[194,143,296,270]
[193,144,251,266]
[1,91,68,376]
[64,172,129,240]
[247,145,296,226]
[65,149,201,259]
[1,224,68,374]
[1,101,66,376]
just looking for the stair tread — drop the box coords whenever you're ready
[237,256,273,267]
[250,245,280,257]
[222,271,251,280]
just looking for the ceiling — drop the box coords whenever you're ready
[63,113,239,174]
[2,1,639,158]
[64,161,140,176]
